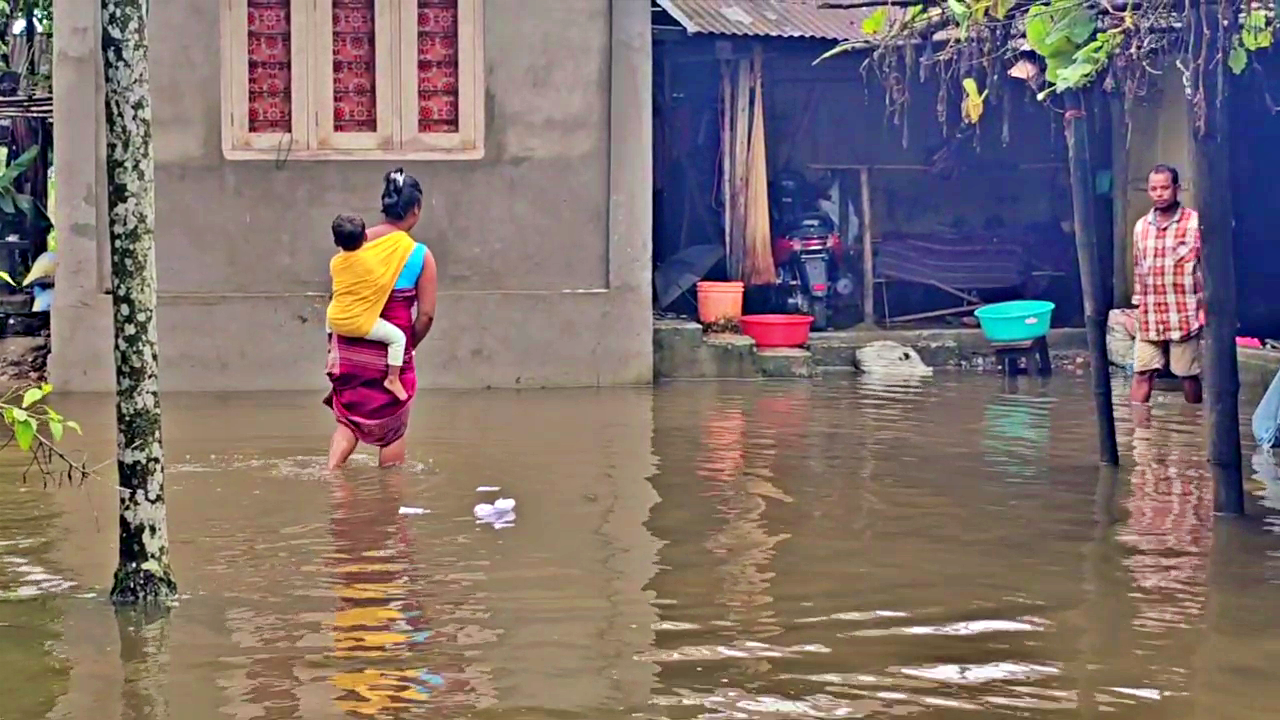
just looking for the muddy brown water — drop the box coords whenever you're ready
[2,375,1280,719]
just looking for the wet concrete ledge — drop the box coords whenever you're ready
[1240,347,1280,395]
[654,319,1087,380]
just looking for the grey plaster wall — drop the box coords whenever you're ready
[51,0,653,392]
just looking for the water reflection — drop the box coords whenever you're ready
[324,473,493,716]
[5,381,1280,718]
[117,611,171,720]
[982,392,1054,482]
[1120,408,1213,636]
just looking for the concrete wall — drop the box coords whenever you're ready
[1112,70,1194,302]
[51,0,653,392]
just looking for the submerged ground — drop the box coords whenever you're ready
[1,374,1279,719]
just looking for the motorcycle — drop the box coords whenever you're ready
[769,173,856,331]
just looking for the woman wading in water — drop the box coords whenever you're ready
[324,169,438,469]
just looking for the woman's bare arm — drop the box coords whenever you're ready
[411,248,438,349]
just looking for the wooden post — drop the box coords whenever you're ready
[1064,91,1120,466]
[859,166,875,326]
[1190,0,1244,514]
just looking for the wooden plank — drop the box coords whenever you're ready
[860,166,875,325]
[884,304,983,324]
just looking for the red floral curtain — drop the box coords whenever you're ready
[247,0,292,134]
[417,0,459,133]
[333,0,378,133]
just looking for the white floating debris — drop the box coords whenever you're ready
[476,486,501,492]
[474,497,517,529]
[398,506,429,515]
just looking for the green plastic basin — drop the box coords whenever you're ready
[973,300,1055,343]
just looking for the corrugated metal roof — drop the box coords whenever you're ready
[656,0,874,41]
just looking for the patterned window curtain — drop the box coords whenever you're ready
[247,0,292,134]
[333,0,378,133]
[417,0,458,133]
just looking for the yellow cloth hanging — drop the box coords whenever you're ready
[327,230,416,338]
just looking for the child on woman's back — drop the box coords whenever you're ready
[326,214,409,401]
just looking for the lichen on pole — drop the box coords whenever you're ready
[101,0,178,605]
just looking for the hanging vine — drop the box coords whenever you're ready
[817,0,1277,141]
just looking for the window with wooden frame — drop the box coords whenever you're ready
[221,0,484,160]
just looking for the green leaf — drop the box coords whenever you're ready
[0,146,39,186]
[1043,51,1074,84]
[21,387,44,408]
[14,418,35,451]
[1044,9,1095,47]
[13,194,33,218]
[1229,44,1249,75]
[40,384,52,395]
[1055,61,1093,88]
[0,271,14,286]
[905,5,924,24]
[947,0,970,20]
[65,420,82,435]
[861,7,889,36]
[11,408,29,423]
[0,192,17,215]
[1241,10,1273,51]
[993,0,1012,19]
[814,41,858,64]
[47,420,62,443]
[1025,6,1052,49]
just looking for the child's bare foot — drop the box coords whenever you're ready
[384,374,409,401]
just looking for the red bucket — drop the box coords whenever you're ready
[740,314,814,348]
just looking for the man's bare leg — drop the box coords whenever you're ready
[1131,370,1157,404]
[328,425,358,469]
[1182,375,1203,404]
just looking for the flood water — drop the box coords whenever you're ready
[3,374,1280,719]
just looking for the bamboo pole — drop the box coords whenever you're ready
[1064,91,1119,466]
[1190,0,1244,514]
[730,59,751,281]
[859,166,875,326]
[742,47,775,286]
[720,61,732,263]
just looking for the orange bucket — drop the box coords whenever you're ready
[696,281,744,325]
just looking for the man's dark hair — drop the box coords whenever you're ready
[1149,164,1180,186]
[332,214,366,252]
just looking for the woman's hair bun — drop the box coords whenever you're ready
[381,167,406,209]
[380,167,423,222]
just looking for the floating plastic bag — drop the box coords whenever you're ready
[474,497,516,529]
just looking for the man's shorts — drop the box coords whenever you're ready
[1133,334,1202,377]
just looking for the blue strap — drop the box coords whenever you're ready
[393,243,427,289]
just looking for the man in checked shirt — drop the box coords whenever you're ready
[1130,164,1205,405]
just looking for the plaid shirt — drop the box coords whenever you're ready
[1133,206,1203,342]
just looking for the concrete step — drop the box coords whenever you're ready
[654,319,813,380]
[807,327,1089,369]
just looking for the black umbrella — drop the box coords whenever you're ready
[654,244,725,310]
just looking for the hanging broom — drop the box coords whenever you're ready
[742,48,776,286]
